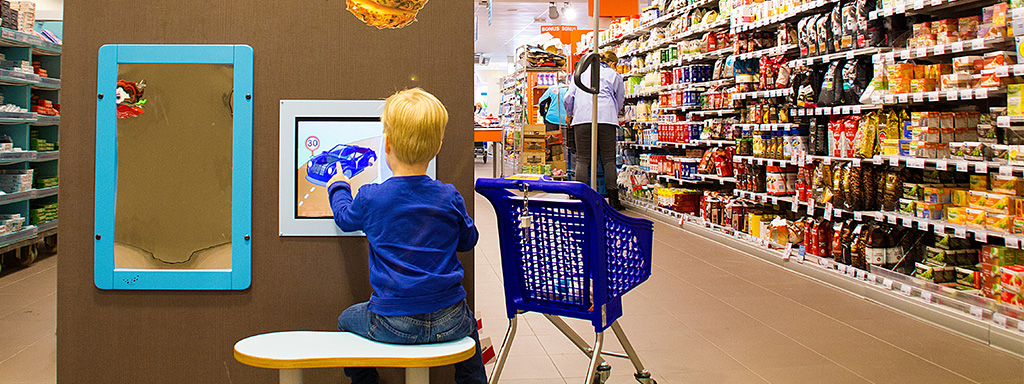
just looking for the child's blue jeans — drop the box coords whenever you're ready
[337,299,488,384]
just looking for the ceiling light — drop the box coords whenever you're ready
[563,2,576,20]
[548,2,560,19]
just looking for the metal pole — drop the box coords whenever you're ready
[590,0,600,189]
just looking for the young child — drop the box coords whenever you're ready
[327,88,487,384]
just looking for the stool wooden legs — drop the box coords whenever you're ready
[406,367,429,384]
[279,368,303,384]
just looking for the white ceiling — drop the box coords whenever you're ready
[475,0,647,69]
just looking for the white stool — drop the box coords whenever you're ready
[234,331,476,384]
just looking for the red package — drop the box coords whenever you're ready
[831,221,845,259]
[829,117,844,157]
[843,116,860,158]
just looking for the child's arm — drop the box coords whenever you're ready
[453,193,478,252]
[327,165,367,232]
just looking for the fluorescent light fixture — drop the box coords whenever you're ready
[563,2,576,20]
[548,2,560,19]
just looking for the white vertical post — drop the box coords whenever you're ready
[406,367,430,384]
[279,368,303,384]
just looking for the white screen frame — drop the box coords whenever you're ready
[278,100,436,236]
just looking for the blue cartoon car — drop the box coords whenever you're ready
[305,144,378,187]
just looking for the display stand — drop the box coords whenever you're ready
[0,27,59,269]
[603,0,1024,351]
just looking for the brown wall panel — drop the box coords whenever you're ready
[59,1,475,382]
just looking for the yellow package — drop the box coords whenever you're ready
[971,174,989,191]
[952,189,970,207]
[966,208,988,229]
[984,192,1018,215]
[987,213,1012,233]
[1014,216,1024,234]
[947,207,967,224]
[989,173,1024,195]
[969,190,989,209]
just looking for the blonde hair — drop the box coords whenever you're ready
[382,88,449,165]
[600,50,618,65]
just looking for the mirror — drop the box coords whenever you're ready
[113,64,234,269]
[94,45,252,290]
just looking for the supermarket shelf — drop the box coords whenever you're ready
[0,151,37,164]
[0,28,60,53]
[0,187,59,205]
[733,123,801,131]
[625,90,659,99]
[790,47,890,68]
[874,87,1005,105]
[0,69,40,86]
[734,44,799,61]
[656,105,698,112]
[657,174,708,185]
[675,77,734,91]
[657,140,735,148]
[30,151,58,162]
[35,219,57,234]
[735,189,796,205]
[789,104,881,117]
[869,0,999,20]
[34,186,58,199]
[734,155,800,166]
[0,225,37,248]
[677,46,733,64]
[30,76,60,90]
[30,115,59,126]
[731,0,841,33]
[696,173,736,184]
[875,37,1013,64]
[601,8,684,49]
[630,143,663,150]
[732,87,794,100]
[622,194,1024,354]
[0,111,37,124]
[688,108,737,116]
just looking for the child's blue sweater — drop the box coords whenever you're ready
[329,175,478,316]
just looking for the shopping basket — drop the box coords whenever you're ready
[475,176,657,384]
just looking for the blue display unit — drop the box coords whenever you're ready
[94,44,253,290]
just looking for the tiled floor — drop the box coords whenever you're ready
[472,162,1024,384]
[0,162,1022,383]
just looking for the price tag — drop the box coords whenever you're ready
[885,53,896,63]
[898,94,909,103]
[954,225,967,238]
[883,278,895,289]
[934,223,946,234]
[792,199,801,212]
[819,257,831,268]
[916,47,927,58]
[930,0,942,5]
[847,267,857,277]
[901,284,914,296]
[970,306,984,320]
[896,2,906,12]
[1019,321,1024,334]
[903,217,914,228]
[960,89,973,100]
[1000,165,1013,177]
[884,95,896,104]
[908,158,926,168]
[934,45,945,55]
[888,214,898,224]
[900,50,910,60]
[890,156,901,166]
[956,161,969,172]
[912,93,924,102]
[976,88,989,99]
[1015,65,1024,77]
[837,264,847,274]
[971,38,985,50]
[993,313,1008,329]
[873,156,883,164]
[927,91,940,102]
[946,90,958,101]
[952,42,964,52]
[842,106,852,114]
[824,157,832,165]
[825,203,834,218]
[783,243,794,260]
[976,231,988,243]
[867,273,876,282]
[921,291,933,303]
[853,158,861,167]
[935,160,948,170]
[771,196,779,204]
[854,211,864,220]
[853,105,862,114]
[846,51,855,60]
[918,220,930,231]
[976,162,988,173]
[996,66,1009,77]
[834,208,843,218]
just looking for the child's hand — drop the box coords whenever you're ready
[327,163,350,186]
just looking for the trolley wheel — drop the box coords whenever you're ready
[41,235,57,253]
[4,245,36,267]
[483,152,487,163]
[634,371,657,384]
[592,363,611,384]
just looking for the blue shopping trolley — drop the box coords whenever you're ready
[475,175,657,384]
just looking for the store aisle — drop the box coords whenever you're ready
[472,162,1024,384]
[0,253,57,384]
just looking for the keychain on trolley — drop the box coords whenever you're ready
[519,183,533,241]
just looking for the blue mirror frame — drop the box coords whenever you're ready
[94,44,253,290]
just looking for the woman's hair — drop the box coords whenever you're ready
[600,50,618,65]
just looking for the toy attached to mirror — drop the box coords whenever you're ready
[116,80,146,118]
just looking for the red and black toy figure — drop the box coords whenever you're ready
[116,80,146,119]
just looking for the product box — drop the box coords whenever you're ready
[522,151,546,165]
[523,138,545,152]
[522,124,546,136]
[987,212,1013,232]
[1010,84,1024,116]
[984,192,1018,215]
[1001,289,1023,308]
[947,206,967,224]
[951,188,970,206]
[970,174,989,191]
[990,173,1024,194]
[966,207,988,228]
[918,202,946,220]
[922,185,951,203]
[999,264,1024,292]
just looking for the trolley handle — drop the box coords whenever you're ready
[573,52,601,95]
